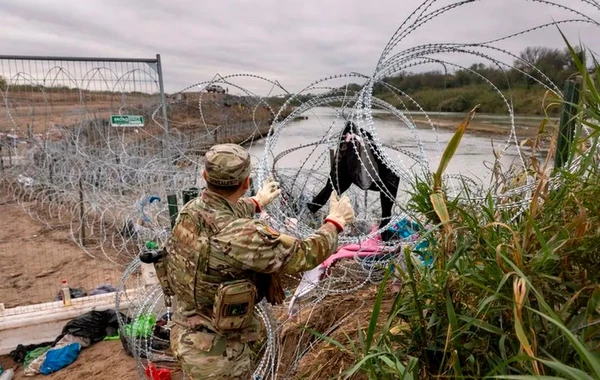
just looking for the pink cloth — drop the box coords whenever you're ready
[321,228,387,268]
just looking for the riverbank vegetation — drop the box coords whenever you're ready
[268,46,584,116]
[372,46,583,115]
[306,40,600,379]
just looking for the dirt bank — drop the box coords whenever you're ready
[0,190,124,308]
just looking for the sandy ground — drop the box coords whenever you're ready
[0,186,398,379]
[0,341,140,379]
[0,191,125,308]
[0,340,184,379]
[0,189,183,379]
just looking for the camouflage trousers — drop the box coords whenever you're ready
[170,324,259,379]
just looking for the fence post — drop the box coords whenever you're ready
[182,188,199,205]
[48,157,54,201]
[167,194,179,230]
[156,54,174,188]
[78,177,86,247]
[554,78,581,170]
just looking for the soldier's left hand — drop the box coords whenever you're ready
[253,177,281,207]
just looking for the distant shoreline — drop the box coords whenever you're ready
[371,112,558,140]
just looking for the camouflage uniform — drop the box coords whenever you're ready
[164,144,340,379]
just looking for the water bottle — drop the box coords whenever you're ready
[0,368,15,380]
[60,279,72,306]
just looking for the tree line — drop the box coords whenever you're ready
[268,46,585,115]
[2,46,585,115]
[378,46,586,114]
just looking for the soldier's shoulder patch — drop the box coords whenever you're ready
[265,225,280,236]
[256,223,280,239]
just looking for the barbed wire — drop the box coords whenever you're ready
[1,0,600,379]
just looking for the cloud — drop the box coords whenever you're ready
[1,0,599,93]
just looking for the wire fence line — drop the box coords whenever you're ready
[0,54,278,312]
[2,2,600,377]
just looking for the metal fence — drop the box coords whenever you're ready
[0,54,173,311]
[0,55,289,312]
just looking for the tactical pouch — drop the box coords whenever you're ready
[153,259,174,307]
[212,279,257,332]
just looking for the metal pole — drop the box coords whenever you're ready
[167,194,179,230]
[554,78,581,170]
[156,54,169,135]
[0,54,157,63]
[156,54,170,146]
[79,177,86,247]
[156,54,174,190]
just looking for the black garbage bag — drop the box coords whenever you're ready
[54,309,129,345]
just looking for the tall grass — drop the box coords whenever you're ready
[310,38,600,379]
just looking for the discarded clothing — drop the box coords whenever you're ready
[24,334,89,376]
[386,218,422,239]
[23,346,50,369]
[9,341,55,363]
[103,333,120,341]
[343,132,380,191]
[89,284,118,296]
[39,343,81,375]
[54,309,127,344]
[386,218,432,267]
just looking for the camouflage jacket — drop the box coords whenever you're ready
[164,189,339,338]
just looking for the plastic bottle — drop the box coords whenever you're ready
[60,279,72,306]
[0,368,15,380]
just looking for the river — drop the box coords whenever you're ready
[247,107,537,185]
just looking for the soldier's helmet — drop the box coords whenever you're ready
[204,143,251,186]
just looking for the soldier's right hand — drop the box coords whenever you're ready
[324,191,355,232]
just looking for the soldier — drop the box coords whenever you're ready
[162,143,355,379]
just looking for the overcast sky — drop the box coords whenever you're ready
[1,0,599,93]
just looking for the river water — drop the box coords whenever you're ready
[247,107,530,184]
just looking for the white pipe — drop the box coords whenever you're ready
[0,288,141,355]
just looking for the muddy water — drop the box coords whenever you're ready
[247,107,534,183]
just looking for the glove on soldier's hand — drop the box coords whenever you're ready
[252,178,281,208]
[325,192,355,232]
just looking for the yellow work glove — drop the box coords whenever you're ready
[324,192,355,232]
[252,178,282,208]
